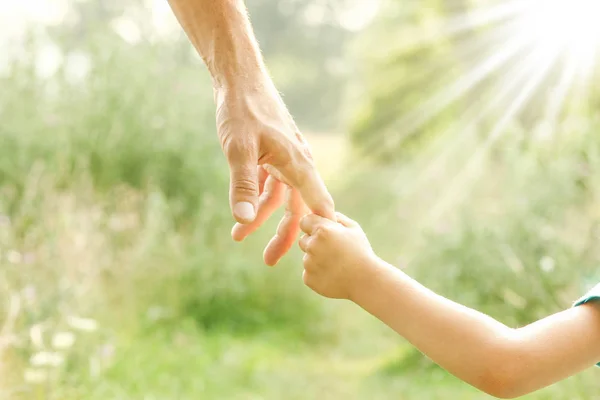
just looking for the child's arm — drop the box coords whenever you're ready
[299,213,600,399]
[353,258,600,398]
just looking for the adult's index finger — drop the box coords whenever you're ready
[280,162,335,220]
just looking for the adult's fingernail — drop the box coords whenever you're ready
[233,202,256,223]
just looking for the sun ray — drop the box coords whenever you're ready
[534,57,579,142]
[362,29,533,156]
[423,44,562,227]
[395,43,557,199]
[396,0,534,54]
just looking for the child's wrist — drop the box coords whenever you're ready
[347,253,387,303]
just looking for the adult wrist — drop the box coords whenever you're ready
[213,74,284,118]
[213,70,276,98]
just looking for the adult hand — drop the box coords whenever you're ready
[166,0,333,265]
[215,82,335,266]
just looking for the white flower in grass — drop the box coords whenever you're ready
[100,343,115,361]
[52,331,75,349]
[29,324,45,349]
[6,250,22,264]
[30,351,64,367]
[89,356,100,378]
[539,256,555,273]
[67,316,98,332]
[0,215,10,226]
[23,368,47,384]
[146,306,172,322]
[22,285,37,304]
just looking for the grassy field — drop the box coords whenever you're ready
[1,138,599,400]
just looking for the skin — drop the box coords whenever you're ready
[299,212,600,399]
[167,0,335,266]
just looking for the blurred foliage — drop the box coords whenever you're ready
[410,135,600,326]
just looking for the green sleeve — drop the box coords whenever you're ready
[573,283,600,367]
[574,283,600,307]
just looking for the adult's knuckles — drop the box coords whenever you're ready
[232,177,258,195]
[223,134,258,160]
[267,136,313,180]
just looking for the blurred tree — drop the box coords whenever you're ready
[349,0,600,162]
[349,0,468,161]
[45,0,360,132]
[47,0,129,49]
[247,0,357,131]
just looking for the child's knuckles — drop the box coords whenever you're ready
[302,270,309,285]
[312,226,324,240]
[303,254,319,272]
[299,235,311,252]
[313,224,333,240]
[302,252,311,265]
[302,270,316,289]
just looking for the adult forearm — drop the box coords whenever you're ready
[167,0,270,90]
[351,258,516,395]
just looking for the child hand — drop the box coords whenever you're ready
[298,212,377,300]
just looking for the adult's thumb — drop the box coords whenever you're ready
[229,156,259,224]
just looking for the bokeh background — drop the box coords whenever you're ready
[1,0,600,398]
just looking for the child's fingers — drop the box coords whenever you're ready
[335,212,358,228]
[298,234,312,253]
[302,253,318,273]
[299,213,328,235]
